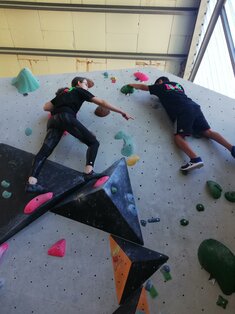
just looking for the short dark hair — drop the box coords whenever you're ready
[55,87,69,96]
[71,77,86,87]
[154,76,170,84]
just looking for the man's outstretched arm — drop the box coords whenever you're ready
[128,84,149,91]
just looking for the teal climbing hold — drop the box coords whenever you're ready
[216,295,228,309]
[25,127,32,136]
[2,191,12,199]
[11,67,40,95]
[206,180,222,199]
[1,180,10,188]
[224,191,235,202]
[180,219,189,226]
[196,203,205,211]
[114,131,134,157]
[198,239,235,295]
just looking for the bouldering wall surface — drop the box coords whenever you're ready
[0,67,235,313]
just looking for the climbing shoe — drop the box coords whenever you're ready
[231,146,235,158]
[181,157,204,171]
[83,171,102,181]
[25,183,48,194]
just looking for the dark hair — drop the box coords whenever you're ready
[55,87,69,96]
[71,77,86,87]
[154,76,170,84]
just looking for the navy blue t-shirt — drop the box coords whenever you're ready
[148,82,199,122]
[51,87,95,116]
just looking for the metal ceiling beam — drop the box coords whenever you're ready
[0,1,198,15]
[0,47,187,61]
[189,0,226,81]
[220,6,235,76]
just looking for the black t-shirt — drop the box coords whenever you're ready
[148,81,199,122]
[51,87,95,116]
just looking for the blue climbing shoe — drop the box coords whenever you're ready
[231,146,235,158]
[181,157,204,171]
[25,183,48,194]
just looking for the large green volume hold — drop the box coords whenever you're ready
[206,180,222,199]
[198,239,235,295]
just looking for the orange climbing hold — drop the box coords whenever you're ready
[127,155,140,166]
[48,239,66,257]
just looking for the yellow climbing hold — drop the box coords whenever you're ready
[127,155,140,166]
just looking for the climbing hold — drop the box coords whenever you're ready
[0,278,5,289]
[24,192,53,214]
[114,131,134,157]
[160,265,172,281]
[93,176,109,188]
[1,180,10,188]
[2,191,12,199]
[0,243,9,261]
[147,217,160,223]
[216,295,228,309]
[140,220,147,227]
[120,85,134,95]
[198,239,235,295]
[111,186,117,194]
[206,180,222,199]
[111,76,116,83]
[224,191,235,202]
[196,203,205,211]
[25,127,32,136]
[48,239,66,257]
[180,219,189,226]
[103,72,108,78]
[134,72,149,82]
[127,155,140,166]
[11,67,40,95]
[94,106,110,117]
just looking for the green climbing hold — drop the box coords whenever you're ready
[111,186,117,194]
[25,127,32,136]
[11,67,40,95]
[180,219,189,226]
[120,85,134,95]
[2,191,12,199]
[206,180,222,199]
[224,191,235,202]
[198,239,235,295]
[216,295,228,309]
[196,203,205,211]
[1,180,10,188]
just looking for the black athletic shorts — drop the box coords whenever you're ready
[174,104,210,136]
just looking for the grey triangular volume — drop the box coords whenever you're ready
[51,158,144,245]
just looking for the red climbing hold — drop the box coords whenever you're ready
[24,192,54,214]
[48,239,66,257]
[0,243,9,261]
[134,72,149,82]
[93,176,110,188]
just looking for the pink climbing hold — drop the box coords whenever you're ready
[48,239,66,257]
[93,176,110,188]
[0,243,9,261]
[134,72,149,82]
[24,192,53,215]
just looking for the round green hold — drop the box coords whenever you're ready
[2,191,12,199]
[111,186,117,194]
[25,127,32,136]
[120,85,134,95]
[180,219,189,226]
[224,191,235,203]
[206,180,222,199]
[1,180,10,188]
[196,203,205,211]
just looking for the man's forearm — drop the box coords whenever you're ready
[129,84,149,91]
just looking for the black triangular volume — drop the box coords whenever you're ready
[52,158,144,245]
[111,235,168,304]
[0,143,85,245]
[112,286,142,314]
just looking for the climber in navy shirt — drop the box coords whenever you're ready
[26,76,133,193]
[129,76,235,171]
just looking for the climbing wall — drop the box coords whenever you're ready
[0,67,235,314]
